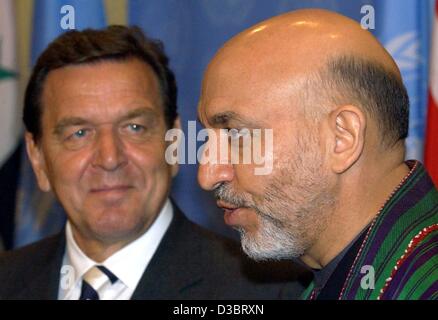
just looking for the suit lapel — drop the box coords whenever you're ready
[15,232,65,299]
[0,142,22,250]
[131,206,204,299]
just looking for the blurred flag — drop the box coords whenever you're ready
[0,0,19,167]
[425,1,438,185]
[14,0,107,247]
[374,0,432,161]
[31,0,107,64]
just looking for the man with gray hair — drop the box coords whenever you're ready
[198,9,438,300]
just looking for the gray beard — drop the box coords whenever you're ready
[214,167,336,262]
[214,131,337,262]
[237,220,306,261]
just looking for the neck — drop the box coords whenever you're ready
[70,225,148,262]
[300,157,410,269]
[75,239,125,263]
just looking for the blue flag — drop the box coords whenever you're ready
[14,0,107,248]
[31,0,106,64]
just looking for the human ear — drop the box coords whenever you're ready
[328,106,366,173]
[25,132,51,192]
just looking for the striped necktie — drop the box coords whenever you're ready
[79,265,118,300]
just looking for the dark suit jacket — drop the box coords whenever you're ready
[0,142,21,250]
[0,205,309,299]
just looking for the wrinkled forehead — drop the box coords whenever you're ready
[199,48,317,129]
[39,60,167,134]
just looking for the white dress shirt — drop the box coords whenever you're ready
[58,199,173,300]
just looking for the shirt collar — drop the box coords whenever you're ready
[64,198,173,290]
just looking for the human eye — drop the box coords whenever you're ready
[121,122,148,138]
[119,121,153,141]
[65,128,91,141]
[126,123,145,133]
[61,127,94,150]
[72,128,89,138]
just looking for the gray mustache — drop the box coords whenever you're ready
[213,183,251,208]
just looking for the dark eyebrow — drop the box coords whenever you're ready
[118,107,159,123]
[211,112,233,126]
[208,111,263,128]
[53,117,89,136]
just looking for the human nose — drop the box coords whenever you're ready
[197,137,234,191]
[92,128,127,171]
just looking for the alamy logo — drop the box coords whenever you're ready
[165,121,273,175]
[60,265,76,290]
[360,265,375,290]
[60,5,75,30]
[360,5,375,30]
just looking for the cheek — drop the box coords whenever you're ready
[45,149,91,187]
[231,146,291,203]
[127,142,171,176]
[233,164,256,181]
[232,164,269,198]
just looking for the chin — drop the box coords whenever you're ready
[88,212,149,243]
[238,225,306,261]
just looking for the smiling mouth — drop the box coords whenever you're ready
[90,185,133,193]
